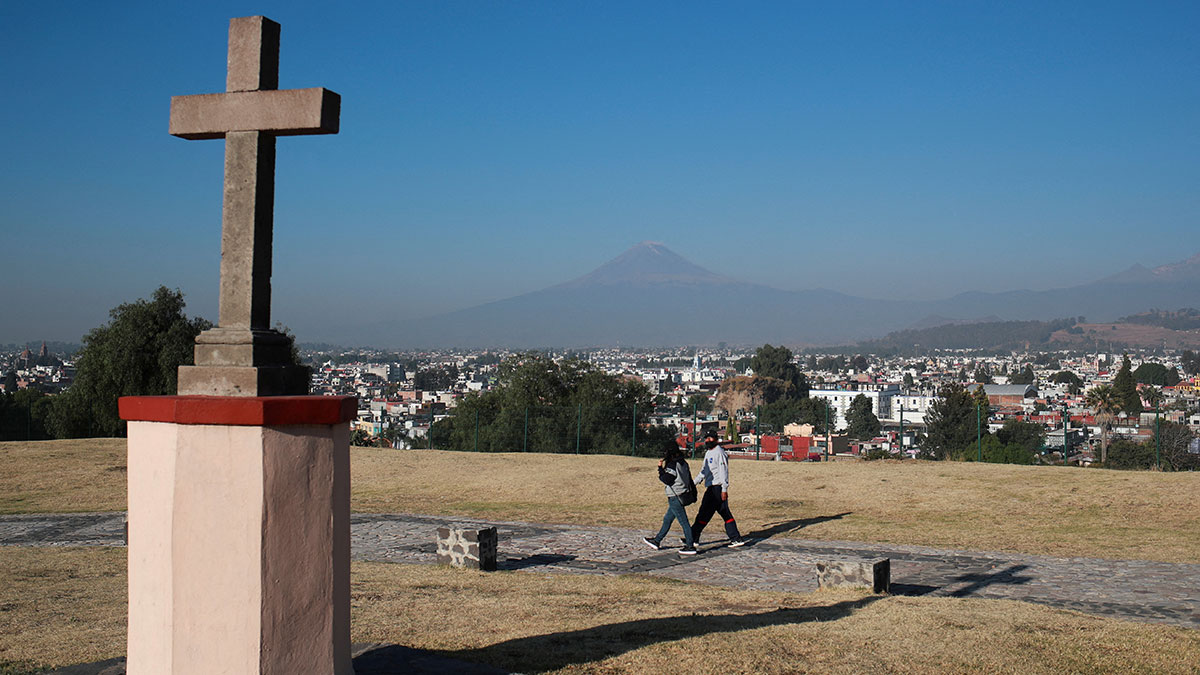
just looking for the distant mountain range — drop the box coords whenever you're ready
[352,242,1200,349]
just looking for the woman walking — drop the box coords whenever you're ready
[642,443,698,555]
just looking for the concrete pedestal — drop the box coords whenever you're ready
[120,395,356,675]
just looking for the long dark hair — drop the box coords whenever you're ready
[662,441,684,462]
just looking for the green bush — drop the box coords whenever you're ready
[1105,437,1157,470]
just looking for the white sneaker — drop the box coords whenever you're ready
[729,538,747,547]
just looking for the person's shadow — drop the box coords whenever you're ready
[354,595,882,674]
[744,512,852,542]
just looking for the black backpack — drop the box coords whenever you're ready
[672,459,698,506]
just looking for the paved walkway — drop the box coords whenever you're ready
[4,512,1198,629]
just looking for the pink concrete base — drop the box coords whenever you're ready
[122,396,354,675]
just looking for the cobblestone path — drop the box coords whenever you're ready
[5,512,1198,629]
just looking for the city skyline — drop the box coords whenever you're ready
[3,2,1198,344]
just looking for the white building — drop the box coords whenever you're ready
[810,385,900,430]
[889,393,939,424]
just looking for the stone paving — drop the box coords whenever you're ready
[5,512,1199,629]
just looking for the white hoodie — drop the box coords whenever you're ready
[696,444,730,490]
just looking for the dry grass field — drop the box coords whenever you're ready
[3,547,1199,674]
[3,439,1199,562]
[0,439,127,514]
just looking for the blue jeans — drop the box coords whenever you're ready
[654,495,693,547]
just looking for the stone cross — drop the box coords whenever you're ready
[170,16,339,396]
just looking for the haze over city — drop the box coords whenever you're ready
[3,1,1197,345]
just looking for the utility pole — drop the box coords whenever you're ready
[824,401,831,460]
[1063,402,1070,467]
[691,402,698,458]
[1155,401,1161,470]
[631,403,637,456]
[976,403,982,462]
[755,405,761,459]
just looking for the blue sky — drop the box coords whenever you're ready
[2,1,1198,345]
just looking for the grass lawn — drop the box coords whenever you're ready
[6,439,1197,562]
[2,547,1198,674]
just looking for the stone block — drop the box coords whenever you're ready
[816,557,890,593]
[170,88,341,139]
[436,525,498,571]
[177,364,309,396]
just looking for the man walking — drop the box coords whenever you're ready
[689,429,746,547]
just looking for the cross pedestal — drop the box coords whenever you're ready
[121,16,351,675]
[121,397,355,675]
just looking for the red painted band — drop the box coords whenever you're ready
[119,395,358,426]
[725,518,736,524]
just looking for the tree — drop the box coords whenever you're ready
[995,419,1046,454]
[429,353,657,456]
[845,394,881,440]
[1141,386,1164,412]
[924,383,978,460]
[1106,436,1157,470]
[1050,370,1084,395]
[902,372,915,389]
[977,434,1035,465]
[1111,355,1142,415]
[47,287,212,438]
[971,383,990,410]
[651,394,672,412]
[759,396,833,435]
[414,364,458,391]
[750,344,807,399]
[850,355,869,372]
[1084,384,1120,464]
[686,393,714,414]
[1182,350,1200,376]
[816,355,845,373]
[0,388,53,441]
[973,366,993,384]
[1132,363,1180,387]
[1156,421,1199,471]
[2,371,16,393]
[1009,365,1036,385]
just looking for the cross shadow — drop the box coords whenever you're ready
[499,553,576,570]
[947,564,1033,597]
[890,583,939,596]
[744,512,853,541]
[355,595,882,674]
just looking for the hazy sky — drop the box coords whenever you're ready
[3,1,1198,345]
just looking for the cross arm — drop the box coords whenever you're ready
[169,88,340,140]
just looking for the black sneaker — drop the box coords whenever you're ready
[642,537,661,550]
[729,538,747,548]
[681,536,700,546]
[678,546,698,555]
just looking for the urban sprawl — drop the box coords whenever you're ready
[7,342,1199,465]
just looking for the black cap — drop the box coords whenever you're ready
[702,429,720,441]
